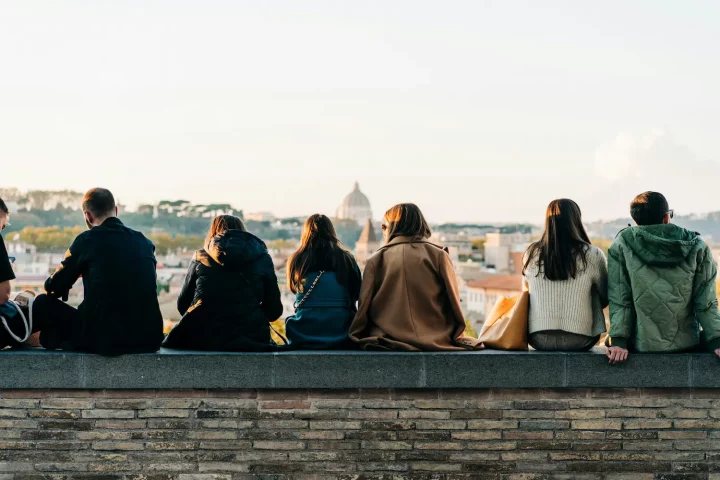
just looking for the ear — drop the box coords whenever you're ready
[114,206,119,217]
[84,211,94,226]
[663,213,671,224]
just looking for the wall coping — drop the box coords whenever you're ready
[0,347,718,390]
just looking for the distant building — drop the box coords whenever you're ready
[336,182,372,225]
[465,274,524,330]
[355,218,380,271]
[484,232,532,273]
[245,212,277,222]
[430,232,473,257]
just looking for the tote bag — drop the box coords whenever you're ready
[478,291,529,350]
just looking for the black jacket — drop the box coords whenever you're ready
[44,217,164,355]
[162,230,283,351]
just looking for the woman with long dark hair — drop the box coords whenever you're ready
[285,214,361,349]
[162,215,283,351]
[523,199,608,351]
[350,203,483,351]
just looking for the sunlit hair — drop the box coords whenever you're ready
[383,203,431,243]
[205,215,247,249]
[286,214,353,293]
[523,199,591,281]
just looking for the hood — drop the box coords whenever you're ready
[618,224,701,266]
[206,230,268,269]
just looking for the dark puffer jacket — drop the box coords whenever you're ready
[162,230,283,351]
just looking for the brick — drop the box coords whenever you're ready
[414,442,464,450]
[675,420,720,429]
[451,431,503,441]
[659,431,707,440]
[451,409,503,419]
[361,420,415,431]
[0,409,27,418]
[82,409,135,419]
[622,441,673,450]
[40,399,94,410]
[622,420,672,429]
[467,420,518,430]
[260,400,311,410]
[30,409,80,419]
[178,475,232,480]
[518,441,571,450]
[398,410,450,419]
[138,409,189,418]
[347,410,398,419]
[467,442,517,451]
[253,441,306,450]
[554,409,605,419]
[396,431,449,441]
[0,463,34,472]
[96,420,147,429]
[296,431,344,440]
[572,420,622,430]
[309,421,361,430]
[513,400,569,410]
[92,442,144,451]
[256,420,308,429]
[0,399,38,408]
[518,420,570,430]
[360,441,412,450]
[502,431,553,440]
[675,441,720,451]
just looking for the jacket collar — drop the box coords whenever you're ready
[381,235,447,252]
[98,217,124,228]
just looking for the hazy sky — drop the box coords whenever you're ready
[1,1,719,224]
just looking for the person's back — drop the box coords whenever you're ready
[38,188,164,355]
[350,203,482,351]
[607,192,720,362]
[284,214,361,349]
[163,217,282,351]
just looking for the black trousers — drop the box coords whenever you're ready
[32,294,81,350]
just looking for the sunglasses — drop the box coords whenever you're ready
[667,210,674,219]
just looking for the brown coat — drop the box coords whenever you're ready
[349,236,483,351]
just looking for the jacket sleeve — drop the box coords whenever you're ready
[593,248,610,308]
[693,245,720,351]
[349,258,362,309]
[177,257,198,316]
[45,235,86,299]
[261,256,283,322]
[607,242,635,349]
[349,258,376,341]
[439,251,482,347]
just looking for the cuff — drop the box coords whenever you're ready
[705,336,720,351]
[610,337,628,349]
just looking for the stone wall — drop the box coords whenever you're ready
[2,387,720,479]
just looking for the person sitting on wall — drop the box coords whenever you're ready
[33,188,164,355]
[284,214,361,349]
[349,203,483,351]
[523,199,608,352]
[162,215,283,351]
[606,191,720,364]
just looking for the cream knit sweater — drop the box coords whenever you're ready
[523,245,609,337]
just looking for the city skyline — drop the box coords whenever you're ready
[2,1,719,223]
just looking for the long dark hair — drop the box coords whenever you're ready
[205,215,246,249]
[287,214,356,294]
[523,199,591,281]
[383,203,432,243]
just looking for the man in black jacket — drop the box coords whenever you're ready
[34,188,164,355]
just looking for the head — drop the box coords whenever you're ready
[630,192,673,226]
[82,188,118,229]
[205,215,246,248]
[287,214,348,293]
[382,203,431,243]
[0,198,9,232]
[523,199,591,281]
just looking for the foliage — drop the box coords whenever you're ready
[464,319,479,338]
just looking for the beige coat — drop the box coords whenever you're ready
[349,236,482,351]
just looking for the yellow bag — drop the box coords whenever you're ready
[478,291,529,350]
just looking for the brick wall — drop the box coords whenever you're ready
[2,388,720,479]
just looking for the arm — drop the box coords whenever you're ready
[349,257,362,309]
[0,280,10,304]
[593,248,609,308]
[349,258,376,341]
[693,245,720,352]
[261,256,283,322]
[45,235,86,299]
[607,243,635,348]
[177,257,199,316]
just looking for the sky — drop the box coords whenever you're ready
[1,1,719,224]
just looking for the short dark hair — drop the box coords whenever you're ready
[82,188,116,218]
[630,191,669,226]
[0,198,7,215]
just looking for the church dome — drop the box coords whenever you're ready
[336,182,372,224]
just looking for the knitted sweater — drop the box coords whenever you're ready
[523,245,609,337]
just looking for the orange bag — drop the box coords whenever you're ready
[478,291,529,350]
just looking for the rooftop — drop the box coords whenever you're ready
[467,274,523,291]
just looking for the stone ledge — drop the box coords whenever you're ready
[0,347,718,390]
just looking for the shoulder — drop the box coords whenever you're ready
[587,245,607,261]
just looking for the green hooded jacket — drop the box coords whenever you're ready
[608,224,720,352]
